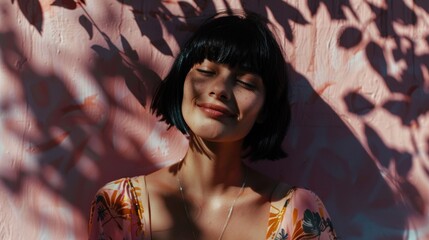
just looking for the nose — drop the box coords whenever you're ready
[209,74,233,101]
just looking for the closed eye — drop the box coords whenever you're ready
[236,79,256,90]
[196,69,215,76]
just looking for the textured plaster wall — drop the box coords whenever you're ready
[1,0,429,239]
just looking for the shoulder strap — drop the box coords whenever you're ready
[126,178,145,228]
[270,182,294,210]
[143,175,152,239]
[127,176,151,239]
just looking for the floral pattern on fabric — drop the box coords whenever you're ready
[88,177,146,240]
[266,188,337,240]
[266,189,293,240]
[88,178,337,240]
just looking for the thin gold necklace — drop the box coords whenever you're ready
[176,166,247,240]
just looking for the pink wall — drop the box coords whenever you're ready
[1,0,428,239]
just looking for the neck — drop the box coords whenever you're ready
[178,136,247,197]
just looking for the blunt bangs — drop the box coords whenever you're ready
[184,15,271,77]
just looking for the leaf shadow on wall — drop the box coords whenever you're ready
[119,1,422,238]
[247,1,425,239]
[340,0,428,211]
[0,2,168,234]
[336,0,428,238]
[4,0,427,239]
[121,0,216,56]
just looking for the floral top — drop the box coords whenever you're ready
[88,177,337,240]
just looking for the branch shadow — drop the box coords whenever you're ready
[0,3,171,237]
[1,0,428,239]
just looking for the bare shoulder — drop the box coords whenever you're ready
[137,163,183,233]
[245,167,292,202]
[289,187,328,209]
[143,163,178,195]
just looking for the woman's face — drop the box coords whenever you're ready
[181,59,265,143]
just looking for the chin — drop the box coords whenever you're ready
[186,121,248,143]
[191,130,244,143]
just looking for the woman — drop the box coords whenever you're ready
[88,11,337,240]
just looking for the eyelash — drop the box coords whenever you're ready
[236,79,256,90]
[196,69,215,75]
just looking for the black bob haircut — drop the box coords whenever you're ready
[151,11,291,161]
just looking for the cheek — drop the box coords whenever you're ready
[181,78,205,120]
[237,91,265,117]
[181,81,192,114]
[184,77,205,100]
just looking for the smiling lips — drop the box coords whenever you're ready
[197,103,236,118]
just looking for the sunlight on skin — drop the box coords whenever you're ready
[1,0,429,239]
